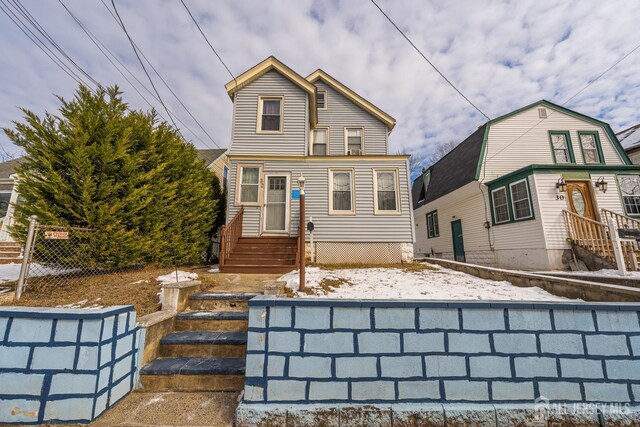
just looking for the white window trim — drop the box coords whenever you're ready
[261,172,291,235]
[373,168,401,215]
[310,126,330,156]
[491,187,510,224]
[317,90,328,111]
[343,127,365,155]
[256,95,284,134]
[235,163,263,207]
[508,178,533,221]
[427,211,439,238]
[328,168,356,215]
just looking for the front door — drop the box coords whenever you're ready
[451,219,465,262]
[566,181,597,220]
[263,175,289,234]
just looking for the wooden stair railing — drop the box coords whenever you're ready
[600,208,640,270]
[563,210,615,264]
[220,207,243,269]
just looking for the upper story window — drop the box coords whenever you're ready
[317,90,327,110]
[426,210,439,238]
[237,164,262,205]
[617,175,640,215]
[374,169,400,214]
[257,96,283,133]
[578,131,604,164]
[549,131,575,164]
[345,128,364,155]
[311,128,328,156]
[329,169,355,214]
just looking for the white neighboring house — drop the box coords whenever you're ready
[0,150,228,242]
[618,123,640,165]
[412,100,640,271]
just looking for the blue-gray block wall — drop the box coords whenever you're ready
[243,298,640,405]
[0,306,139,424]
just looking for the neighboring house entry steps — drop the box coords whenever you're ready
[140,291,260,391]
[221,236,298,274]
[565,208,640,270]
[0,241,21,264]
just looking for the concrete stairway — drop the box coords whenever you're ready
[221,236,297,274]
[140,292,260,392]
[0,242,21,265]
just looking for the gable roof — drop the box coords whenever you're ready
[412,124,487,209]
[196,149,226,168]
[306,69,396,132]
[0,157,22,180]
[617,123,640,152]
[225,56,317,127]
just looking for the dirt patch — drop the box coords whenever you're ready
[309,262,436,273]
[2,266,176,316]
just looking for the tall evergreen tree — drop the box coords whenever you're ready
[4,85,218,268]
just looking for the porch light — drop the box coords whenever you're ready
[556,177,567,193]
[298,175,306,193]
[595,177,608,193]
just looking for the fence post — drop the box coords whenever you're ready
[15,215,37,301]
[609,218,627,276]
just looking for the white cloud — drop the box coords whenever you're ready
[1,0,639,161]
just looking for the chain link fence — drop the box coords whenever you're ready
[16,218,144,299]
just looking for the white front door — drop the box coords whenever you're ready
[262,174,290,234]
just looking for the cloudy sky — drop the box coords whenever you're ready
[1,0,639,161]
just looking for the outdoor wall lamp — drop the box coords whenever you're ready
[298,175,306,192]
[595,177,608,193]
[556,177,567,193]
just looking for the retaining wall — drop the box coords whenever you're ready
[238,297,640,424]
[0,306,139,425]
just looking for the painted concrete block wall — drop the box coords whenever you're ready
[244,297,640,405]
[0,306,139,425]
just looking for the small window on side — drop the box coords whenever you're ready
[317,91,327,110]
[426,211,439,238]
[312,128,328,156]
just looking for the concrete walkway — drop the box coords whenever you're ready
[91,391,240,426]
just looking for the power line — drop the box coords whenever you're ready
[179,0,238,89]
[103,0,222,149]
[109,0,182,136]
[369,0,490,121]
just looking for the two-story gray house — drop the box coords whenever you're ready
[220,57,415,272]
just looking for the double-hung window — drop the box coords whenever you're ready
[345,128,363,155]
[237,165,261,205]
[257,96,283,133]
[311,128,328,156]
[617,175,640,215]
[491,187,510,224]
[549,131,574,163]
[374,169,399,213]
[329,169,354,214]
[509,179,533,220]
[578,132,604,164]
[317,90,327,110]
[426,211,439,238]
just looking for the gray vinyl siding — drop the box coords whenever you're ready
[229,70,308,155]
[227,158,413,242]
[315,81,388,156]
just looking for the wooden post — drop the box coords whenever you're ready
[609,218,628,276]
[299,187,306,291]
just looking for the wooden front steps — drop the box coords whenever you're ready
[140,291,259,392]
[0,242,21,265]
[220,236,297,274]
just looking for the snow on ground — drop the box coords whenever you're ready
[0,262,80,284]
[208,264,220,273]
[279,264,575,301]
[0,263,21,284]
[541,269,640,279]
[156,270,198,284]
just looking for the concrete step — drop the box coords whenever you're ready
[159,331,247,358]
[219,265,296,274]
[188,292,260,311]
[140,357,245,391]
[0,257,21,265]
[175,311,249,332]
[0,242,21,248]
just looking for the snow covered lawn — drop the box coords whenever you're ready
[279,264,574,301]
[0,263,21,284]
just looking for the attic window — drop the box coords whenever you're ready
[317,91,327,110]
[538,108,547,119]
[420,171,431,201]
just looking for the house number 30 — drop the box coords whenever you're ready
[556,194,565,200]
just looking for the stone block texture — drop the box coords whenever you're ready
[0,306,139,424]
[244,299,640,405]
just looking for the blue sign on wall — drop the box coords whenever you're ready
[292,190,300,200]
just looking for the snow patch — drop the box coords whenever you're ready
[279,264,574,301]
[156,270,198,284]
[541,269,640,279]
[208,264,220,273]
